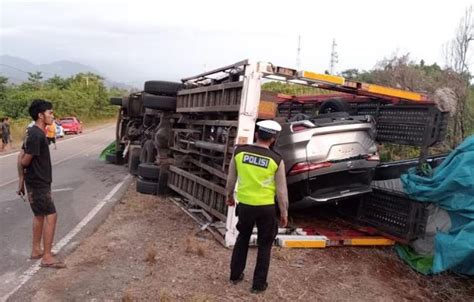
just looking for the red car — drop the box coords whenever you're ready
[60,117,83,134]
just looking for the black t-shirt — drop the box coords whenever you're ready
[23,125,52,188]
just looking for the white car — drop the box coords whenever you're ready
[26,121,64,138]
[55,122,64,138]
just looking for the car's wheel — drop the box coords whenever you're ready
[142,93,177,111]
[144,81,182,96]
[110,97,122,106]
[105,153,116,164]
[319,99,352,114]
[138,163,160,180]
[140,140,156,164]
[136,177,157,195]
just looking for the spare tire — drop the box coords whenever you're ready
[144,81,182,96]
[136,178,157,195]
[142,93,177,111]
[319,99,352,114]
[138,163,160,180]
[110,97,122,106]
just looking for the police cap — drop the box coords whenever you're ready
[256,120,282,135]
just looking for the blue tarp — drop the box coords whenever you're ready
[401,135,474,275]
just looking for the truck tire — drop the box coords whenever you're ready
[138,163,160,180]
[319,99,352,114]
[136,178,157,195]
[140,140,156,164]
[142,93,177,111]
[110,97,122,106]
[144,81,182,96]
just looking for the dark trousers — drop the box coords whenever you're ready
[230,203,278,288]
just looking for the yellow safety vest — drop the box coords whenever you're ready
[234,145,281,206]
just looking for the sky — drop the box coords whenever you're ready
[1,0,473,86]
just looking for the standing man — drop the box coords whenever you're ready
[1,117,11,151]
[226,120,288,294]
[46,120,57,150]
[0,118,4,152]
[17,99,65,268]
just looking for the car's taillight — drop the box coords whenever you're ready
[288,161,333,176]
[365,153,380,161]
[292,125,309,132]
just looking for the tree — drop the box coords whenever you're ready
[443,6,473,147]
[340,69,360,80]
[24,71,44,90]
[0,76,8,99]
[45,75,70,90]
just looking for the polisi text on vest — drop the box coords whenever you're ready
[242,154,269,168]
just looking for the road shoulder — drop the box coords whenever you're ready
[10,180,474,301]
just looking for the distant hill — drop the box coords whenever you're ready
[0,55,133,89]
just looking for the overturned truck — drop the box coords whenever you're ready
[110,60,448,246]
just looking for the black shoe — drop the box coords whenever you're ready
[250,282,268,294]
[230,273,244,285]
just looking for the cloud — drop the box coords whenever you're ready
[1,0,473,84]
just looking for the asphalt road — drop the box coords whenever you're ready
[0,125,132,300]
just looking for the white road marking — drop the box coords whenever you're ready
[0,152,19,159]
[0,174,131,302]
[0,143,106,189]
[51,188,74,193]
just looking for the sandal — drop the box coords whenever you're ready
[40,261,66,269]
[29,252,57,260]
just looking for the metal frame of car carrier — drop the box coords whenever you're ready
[165,59,447,247]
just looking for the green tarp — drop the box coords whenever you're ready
[395,245,434,275]
[99,141,116,161]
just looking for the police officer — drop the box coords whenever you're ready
[226,120,289,294]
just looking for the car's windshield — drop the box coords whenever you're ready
[61,118,74,123]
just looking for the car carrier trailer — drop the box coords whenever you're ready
[109,59,448,247]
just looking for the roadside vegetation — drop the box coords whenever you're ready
[0,72,127,149]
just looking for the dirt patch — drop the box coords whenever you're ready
[19,181,474,301]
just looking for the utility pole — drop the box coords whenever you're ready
[329,39,338,74]
[296,35,301,69]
